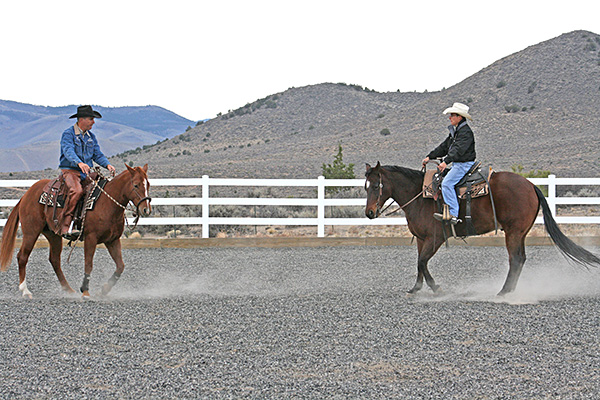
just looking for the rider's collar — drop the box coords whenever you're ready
[447,120,468,136]
[74,123,89,137]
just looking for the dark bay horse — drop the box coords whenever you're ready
[364,162,600,295]
[0,164,151,299]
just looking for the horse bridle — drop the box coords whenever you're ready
[365,173,385,217]
[129,183,152,216]
[366,172,424,217]
[92,172,152,227]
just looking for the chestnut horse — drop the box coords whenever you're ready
[364,162,600,295]
[0,164,151,298]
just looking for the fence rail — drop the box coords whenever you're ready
[1,175,600,238]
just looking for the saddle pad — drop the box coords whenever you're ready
[84,178,108,210]
[39,178,108,210]
[457,180,489,199]
[39,177,64,207]
[39,192,65,208]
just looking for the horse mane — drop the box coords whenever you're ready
[382,165,424,181]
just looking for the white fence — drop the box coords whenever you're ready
[1,174,600,238]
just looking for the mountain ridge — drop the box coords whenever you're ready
[0,102,194,172]
[2,30,599,180]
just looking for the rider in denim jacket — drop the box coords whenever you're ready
[58,105,116,238]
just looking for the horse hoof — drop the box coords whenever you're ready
[101,284,112,296]
[22,293,33,299]
[407,286,422,295]
[81,291,91,300]
[63,286,76,294]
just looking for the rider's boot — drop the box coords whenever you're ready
[60,213,80,240]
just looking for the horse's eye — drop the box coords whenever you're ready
[134,184,139,188]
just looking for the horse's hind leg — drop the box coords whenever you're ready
[101,239,125,296]
[16,234,38,299]
[498,233,526,295]
[42,231,75,294]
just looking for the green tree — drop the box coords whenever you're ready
[511,164,551,196]
[322,143,355,194]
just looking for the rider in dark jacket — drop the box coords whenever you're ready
[426,120,475,164]
[422,102,476,224]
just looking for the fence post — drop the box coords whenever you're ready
[547,174,556,217]
[202,175,210,238]
[317,176,325,237]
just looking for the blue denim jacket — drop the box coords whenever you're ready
[59,125,110,179]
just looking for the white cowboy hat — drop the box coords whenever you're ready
[443,102,472,120]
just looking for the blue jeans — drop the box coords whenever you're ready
[441,161,475,217]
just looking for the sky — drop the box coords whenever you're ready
[1,0,599,122]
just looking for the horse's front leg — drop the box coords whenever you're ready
[81,238,98,299]
[101,239,125,296]
[408,236,444,294]
[408,239,425,294]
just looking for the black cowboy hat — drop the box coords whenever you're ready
[69,105,102,119]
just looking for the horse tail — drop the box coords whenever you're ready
[0,199,21,271]
[535,185,600,269]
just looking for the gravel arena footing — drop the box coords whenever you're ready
[1,244,599,399]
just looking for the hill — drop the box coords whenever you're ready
[2,30,600,180]
[0,102,194,172]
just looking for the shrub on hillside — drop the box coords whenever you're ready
[322,143,355,195]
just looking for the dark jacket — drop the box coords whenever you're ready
[427,121,476,164]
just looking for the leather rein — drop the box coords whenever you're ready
[92,170,152,228]
[367,168,432,217]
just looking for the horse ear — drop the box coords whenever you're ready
[376,161,381,168]
[125,163,134,173]
[365,163,371,172]
[142,164,148,173]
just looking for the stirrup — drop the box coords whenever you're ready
[433,213,461,225]
[62,229,81,241]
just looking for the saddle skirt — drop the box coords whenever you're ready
[423,161,493,200]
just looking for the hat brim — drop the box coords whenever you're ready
[443,107,472,120]
[69,111,102,119]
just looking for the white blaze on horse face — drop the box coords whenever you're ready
[143,179,149,198]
